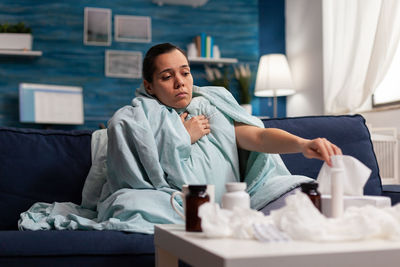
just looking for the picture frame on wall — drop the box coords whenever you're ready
[84,7,112,46]
[105,50,142,78]
[114,15,151,43]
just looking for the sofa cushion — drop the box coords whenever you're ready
[0,127,92,230]
[262,115,382,196]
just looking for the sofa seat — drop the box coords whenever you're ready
[0,230,154,266]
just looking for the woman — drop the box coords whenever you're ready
[113,42,341,215]
[19,43,341,234]
[142,43,341,164]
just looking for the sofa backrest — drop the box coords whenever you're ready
[262,114,382,196]
[0,127,92,230]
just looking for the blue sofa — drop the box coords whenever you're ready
[0,114,398,266]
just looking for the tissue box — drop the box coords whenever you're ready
[321,195,391,217]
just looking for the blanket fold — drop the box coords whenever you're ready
[18,85,312,234]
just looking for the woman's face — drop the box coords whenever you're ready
[144,49,193,109]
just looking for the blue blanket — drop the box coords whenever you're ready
[18,85,311,234]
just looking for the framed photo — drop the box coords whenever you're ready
[84,7,111,46]
[114,15,151,43]
[105,50,142,78]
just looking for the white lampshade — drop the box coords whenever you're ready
[254,54,295,97]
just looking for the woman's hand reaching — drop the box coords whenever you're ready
[180,112,210,144]
[300,138,342,167]
[234,122,342,167]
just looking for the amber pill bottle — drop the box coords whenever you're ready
[300,182,322,212]
[185,185,210,232]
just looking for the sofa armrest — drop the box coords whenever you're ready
[382,185,400,205]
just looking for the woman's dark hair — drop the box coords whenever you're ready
[142,43,187,82]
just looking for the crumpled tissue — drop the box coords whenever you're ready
[316,155,371,196]
[199,191,400,242]
[270,191,400,242]
[198,202,271,239]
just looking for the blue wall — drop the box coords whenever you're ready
[257,0,287,118]
[0,0,285,130]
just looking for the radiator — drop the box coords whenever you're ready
[370,128,399,185]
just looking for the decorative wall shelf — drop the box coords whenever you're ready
[153,0,208,7]
[188,57,238,66]
[0,49,42,57]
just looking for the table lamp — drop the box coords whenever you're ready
[254,54,295,118]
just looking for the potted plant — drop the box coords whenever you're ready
[204,65,231,91]
[234,64,252,114]
[0,22,33,50]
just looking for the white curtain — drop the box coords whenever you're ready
[323,0,400,114]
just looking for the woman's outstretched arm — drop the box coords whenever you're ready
[234,122,342,166]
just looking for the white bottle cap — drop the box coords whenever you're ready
[225,182,247,192]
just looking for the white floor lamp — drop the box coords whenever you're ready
[254,54,295,118]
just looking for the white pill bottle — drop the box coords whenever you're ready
[221,182,250,210]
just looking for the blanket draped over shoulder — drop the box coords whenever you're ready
[18,85,312,234]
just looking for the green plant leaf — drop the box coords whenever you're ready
[0,22,31,33]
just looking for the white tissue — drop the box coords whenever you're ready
[199,192,400,242]
[270,191,400,242]
[317,155,371,196]
[198,203,271,239]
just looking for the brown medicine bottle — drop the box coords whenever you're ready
[300,182,322,212]
[185,185,210,232]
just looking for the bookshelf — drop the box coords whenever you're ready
[0,49,42,57]
[188,57,238,66]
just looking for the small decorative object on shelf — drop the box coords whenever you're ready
[234,64,252,114]
[204,65,231,90]
[0,22,32,51]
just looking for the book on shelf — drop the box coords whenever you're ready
[201,33,206,58]
[193,33,215,58]
[206,35,214,58]
[194,35,201,57]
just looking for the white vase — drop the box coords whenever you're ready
[240,104,252,115]
[0,33,32,50]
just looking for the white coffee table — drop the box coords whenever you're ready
[154,224,400,267]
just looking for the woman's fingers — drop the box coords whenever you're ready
[181,114,211,144]
[307,138,342,167]
[315,139,332,166]
[191,115,209,130]
[333,144,343,155]
[180,112,188,122]
[321,138,335,165]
